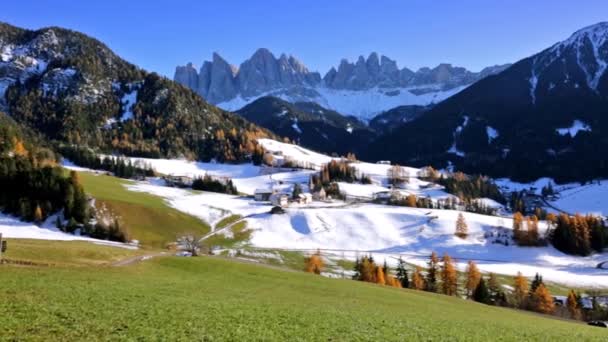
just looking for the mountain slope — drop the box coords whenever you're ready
[235,96,375,155]
[175,49,509,119]
[0,22,272,163]
[365,22,608,182]
[369,104,431,134]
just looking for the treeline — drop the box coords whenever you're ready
[438,172,504,204]
[0,158,89,225]
[0,116,89,225]
[316,160,371,184]
[59,146,155,179]
[192,175,238,195]
[549,213,607,256]
[387,193,498,216]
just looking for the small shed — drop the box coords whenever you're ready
[254,188,274,201]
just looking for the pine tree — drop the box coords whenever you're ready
[412,266,426,290]
[455,213,468,239]
[532,284,555,314]
[292,183,303,199]
[530,273,543,293]
[396,257,409,288]
[566,290,582,320]
[426,252,439,292]
[513,272,528,308]
[465,260,481,298]
[440,253,458,296]
[473,277,491,304]
[405,194,417,207]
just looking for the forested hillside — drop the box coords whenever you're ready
[0,22,273,163]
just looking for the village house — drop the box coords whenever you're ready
[254,188,274,201]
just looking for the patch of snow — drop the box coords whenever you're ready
[556,120,591,137]
[291,118,302,134]
[0,213,136,249]
[216,84,469,121]
[486,126,498,143]
[120,89,138,122]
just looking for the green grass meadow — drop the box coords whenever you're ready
[1,255,604,341]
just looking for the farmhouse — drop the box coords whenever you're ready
[254,188,274,201]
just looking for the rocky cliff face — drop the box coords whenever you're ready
[174,49,509,118]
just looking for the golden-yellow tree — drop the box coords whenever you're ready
[566,290,581,320]
[455,213,468,239]
[513,272,528,308]
[411,266,426,290]
[33,205,43,223]
[513,212,524,241]
[441,254,458,296]
[375,266,386,285]
[532,284,555,314]
[304,250,324,275]
[12,138,28,157]
[405,194,417,207]
[465,260,481,298]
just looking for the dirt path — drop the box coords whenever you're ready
[111,252,167,267]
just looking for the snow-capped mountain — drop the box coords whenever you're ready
[174,49,509,119]
[364,22,608,183]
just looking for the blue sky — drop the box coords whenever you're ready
[2,1,607,77]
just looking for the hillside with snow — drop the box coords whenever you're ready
[53,139,608,288]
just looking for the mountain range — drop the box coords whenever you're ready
[175,50,509,119]
[365,22,608,182]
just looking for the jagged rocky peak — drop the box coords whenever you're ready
[527,22,608,103]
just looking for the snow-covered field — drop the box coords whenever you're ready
[122,179,608,288]
[0,214,136,249]
[497,177,608,216]
[216,85,467,120]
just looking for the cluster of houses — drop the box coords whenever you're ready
[254,186,326,207]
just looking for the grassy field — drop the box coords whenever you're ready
[78,172,210,248]
[1,239,142,266]
[0,257,604,341]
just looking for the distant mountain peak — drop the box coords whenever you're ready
[174,49,510,118]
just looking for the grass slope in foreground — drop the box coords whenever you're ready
[78,172,210,248]
[1,257,603,341]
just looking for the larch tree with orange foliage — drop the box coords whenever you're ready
[566,290,581,320]
[465,260,481,298]
[33,205,43,223]
[532,284,555,314]
[513,272,528,308]
[411,266,426,290]
[440,254,458,296]
[455,213,468,239]
[375,266,386,285]
[304,250,324,275]
[513,212,524,242]
[12,138,28,157]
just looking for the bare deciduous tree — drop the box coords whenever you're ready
[177,234,204,256]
